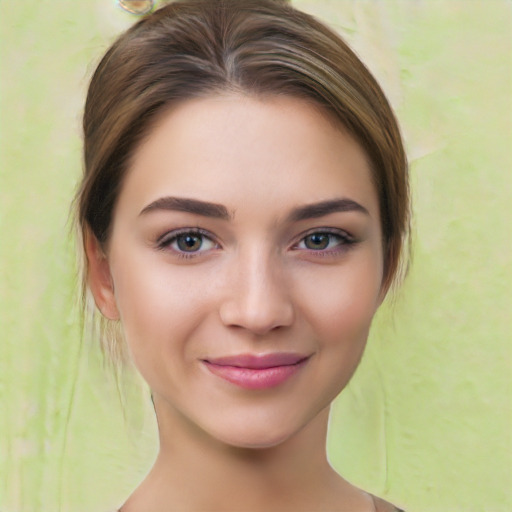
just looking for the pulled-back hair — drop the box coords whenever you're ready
[76,0,409,362]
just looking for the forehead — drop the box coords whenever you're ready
[116,93,379,222]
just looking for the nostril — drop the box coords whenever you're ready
[219,299,294,335]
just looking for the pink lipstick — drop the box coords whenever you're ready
[202,353,309,390]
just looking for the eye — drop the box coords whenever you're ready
[174,233,206,252]
[302,233,334,250]
[158,229,218,255]
[295,230,354,252]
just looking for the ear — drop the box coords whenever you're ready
[84,228,120,320]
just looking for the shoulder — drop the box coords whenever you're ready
[372,495,406,512]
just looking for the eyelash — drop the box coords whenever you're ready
[156,228,219,259]
[156,227,356,259]
[292,228,356,256]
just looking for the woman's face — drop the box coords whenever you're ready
[89,94,384,449]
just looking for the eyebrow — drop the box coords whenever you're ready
[139,196,369,222]
[287,198,369,222]
[139,196,232,220]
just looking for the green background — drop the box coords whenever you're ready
[1,1,510,511]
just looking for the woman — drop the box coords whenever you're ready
[76,0,409,510]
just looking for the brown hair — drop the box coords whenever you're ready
[76,0,409,361]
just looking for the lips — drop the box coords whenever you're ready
[202,353,310,390]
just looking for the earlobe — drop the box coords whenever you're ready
[84,228,120,320]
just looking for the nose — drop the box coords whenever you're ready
[219,249,295,336]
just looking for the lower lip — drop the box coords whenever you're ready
[203,359,308,390]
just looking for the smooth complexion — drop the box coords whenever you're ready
[87,94,386,511]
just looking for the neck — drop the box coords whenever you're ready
[122,395,352,512]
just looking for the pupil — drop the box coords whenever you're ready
[177,234,201,252]
[307,234,329,250]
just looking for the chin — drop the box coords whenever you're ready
[205,407,326,451]
[216,428,296,451]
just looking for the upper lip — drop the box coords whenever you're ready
[203,353,310,369]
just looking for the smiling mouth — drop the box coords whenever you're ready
[202,353,310,390]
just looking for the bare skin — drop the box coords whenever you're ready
[87,94,400,511]
[121,408,377,512]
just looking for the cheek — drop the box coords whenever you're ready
[108,252,212,370]
[294,254,382,355]
[297,266,380,399]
